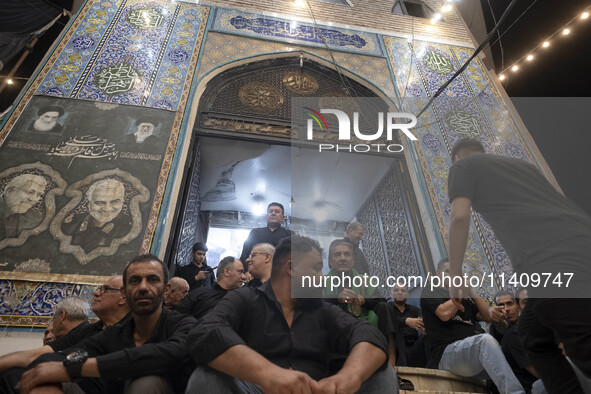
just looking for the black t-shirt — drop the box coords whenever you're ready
[177,261,215,291]
[501,326,537,392]
[391,303,422,347]
[175,283,228,319]
[420,285,484,368]
[448,153,591,274]
[48,320,103,352]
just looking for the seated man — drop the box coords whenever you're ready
[43,321,56,346]
[244,243,274,287]
[176,256,245,319]
[0,296,91,394]
[0,276,128,377]
[20,255,196,394]
[163,277,189,310]
[186,235,397,393]
[495,292,539,393]
[391,284,428,367]
[324,239,401,367]
[489,291,519,344]
[420,258,524,394]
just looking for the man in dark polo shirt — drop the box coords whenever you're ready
[244,243,274,288]
[186,235,397,393]
[20,255,196,394]
[177,242,215,290]
[447,138,591,393]
[421,258,523,393]
[239,202,291,268]
[391,284,427,367]
[176,256,245,319]
[0,276,128,375]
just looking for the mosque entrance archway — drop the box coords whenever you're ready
[166,55,433,291]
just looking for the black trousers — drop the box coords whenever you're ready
[519,298,591,394]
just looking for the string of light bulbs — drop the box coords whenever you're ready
[497,6,591,81]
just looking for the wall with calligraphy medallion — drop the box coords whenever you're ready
[0,0,551,326]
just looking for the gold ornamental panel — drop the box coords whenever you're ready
[282,72,318,94]
[238,82,284,111]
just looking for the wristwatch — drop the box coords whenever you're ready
[63,350,88,380]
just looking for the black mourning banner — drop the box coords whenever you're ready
[0,95,174,278]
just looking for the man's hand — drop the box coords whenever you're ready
[337,289,359,305]
[20,362,69,394]
[449,279,470,312]
[195,270,210,281]
[260,368,320,394]
[405,317,425,334]
[316,372,363,394]
[488,306,508,325]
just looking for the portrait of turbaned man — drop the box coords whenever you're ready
[27,105,68,134]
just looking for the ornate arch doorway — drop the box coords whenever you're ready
[166,55,432,290]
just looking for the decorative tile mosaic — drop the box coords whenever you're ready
[35,0,208,111]
[384,36,537,297]
[0,280,98,327]
[210,8,383,57]
[196,32,396,99]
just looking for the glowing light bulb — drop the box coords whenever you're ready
[542,41,550,48]
[526,54,534,61]
[582,12,589,19]
[7,79,13,85]
[563,28,570,35]
[511,65,519,72]
[499,74,505,80]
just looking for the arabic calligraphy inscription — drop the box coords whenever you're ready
[445,109,482,137]
[126,7,164,30]
[423,51,454,75]
[282,72,318,94]
[95,62,141,96]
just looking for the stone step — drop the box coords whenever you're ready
[396,366,488,393]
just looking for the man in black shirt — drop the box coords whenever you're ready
[186,235,397,393]
[343,221,371,275]
[0,276,128,375]
[0,296,89,393]
[163,277,189,310]
[496,292,539,393]
[421,258,524,394]
[177,242,215,290]
[21,255,196,394]
[447,138,591,393]
[245,242,274,287]
[391,284,427,367]
[176,256,245,319]
[239,202,291,268]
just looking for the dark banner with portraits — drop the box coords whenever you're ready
[0,95,173,281]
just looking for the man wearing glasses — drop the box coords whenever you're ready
[0,276,129,391]
[244,243,275,288]
[239,202,291,270]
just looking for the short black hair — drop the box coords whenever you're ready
[436,257,449,272]
[123,254,169,286]
[192,242,208,252]
[451,138,485,162]
[271,235,322,276]
[267,202,285,214]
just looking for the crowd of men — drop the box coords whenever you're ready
[1,138,590,394]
